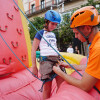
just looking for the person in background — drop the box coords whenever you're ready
[53,6,100,99]
[74,46,80,54]
[66,44,74,53]
[31,10,64,100]
[58,47,61,52]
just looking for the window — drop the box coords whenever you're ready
[31,4,35,13]
[54,0,62,4]
[41,0,45,9]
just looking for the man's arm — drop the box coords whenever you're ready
[53,65,98,92]
[60,61,86,71]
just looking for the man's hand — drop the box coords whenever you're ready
[53,65,63,76]
[59,61,70,68]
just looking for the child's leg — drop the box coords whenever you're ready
[43,81,52,100]
[55,75,64,91]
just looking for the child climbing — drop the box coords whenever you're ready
[31,10,65,100]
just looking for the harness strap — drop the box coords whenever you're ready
[94,86,100,94]
[76,27,92,44]
[86,43,91,65]
[38,56,59,92]
[39,73,57,92]
[39,56,48,62]
[39,56,59,64]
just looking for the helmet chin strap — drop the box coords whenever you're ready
[76,27,92,44]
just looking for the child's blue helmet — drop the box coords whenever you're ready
[45,10,61,24]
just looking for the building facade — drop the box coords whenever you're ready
[22,0,99,20]
[23,0,87,19]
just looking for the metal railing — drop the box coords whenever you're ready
[25,0,70,17]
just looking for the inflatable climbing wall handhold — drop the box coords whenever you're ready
[0,0,32,76]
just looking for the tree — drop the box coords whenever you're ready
[81,0,100,7]
[81,0,100,28]
[28,0,100,52]
[58,12,74,51]
[28,17,45,40]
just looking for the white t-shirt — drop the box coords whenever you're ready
[67,47,74,53]
[35,30,58,56]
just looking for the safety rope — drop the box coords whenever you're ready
[12,0,82,77]
[0,0,99,93]
[0,33,41,81]
[0,0,83,92]
[13,1,100,94]
[0,33,47,92]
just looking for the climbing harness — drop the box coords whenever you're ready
[39,73,57,92]
[38,56,48,62]
[94,86,100,94]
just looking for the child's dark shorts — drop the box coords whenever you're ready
[39,56,66,80]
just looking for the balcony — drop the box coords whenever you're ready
[25,0,72,18]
